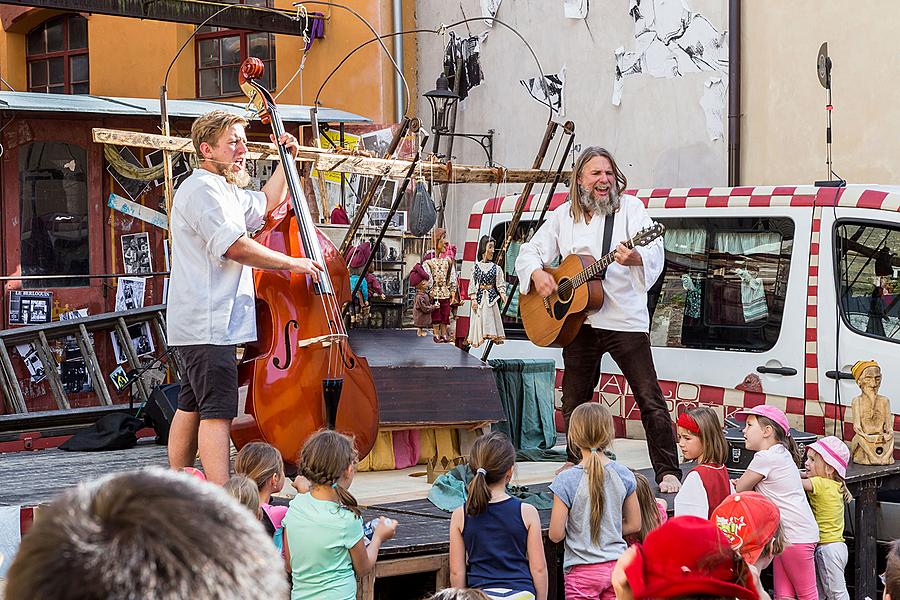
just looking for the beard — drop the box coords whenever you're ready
[577,183,620,216]
[217,162,252,188]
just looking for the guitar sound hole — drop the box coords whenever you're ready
[556,278,573,302]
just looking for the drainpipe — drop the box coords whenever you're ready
[393,0,405,122]
[728,0,741,186]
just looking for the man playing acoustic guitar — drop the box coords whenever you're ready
[515,146,681,493]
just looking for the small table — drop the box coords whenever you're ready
[844,459,900,598]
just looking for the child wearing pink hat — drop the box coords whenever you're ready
[733,405,819,600]
[801,436,852,600]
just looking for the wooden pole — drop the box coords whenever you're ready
[159,86,175,237]
[92,128,567,185]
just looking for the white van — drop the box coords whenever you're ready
[459,184,900,447]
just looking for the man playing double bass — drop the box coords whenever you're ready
[167,110,321,485]
[515,146,681,493]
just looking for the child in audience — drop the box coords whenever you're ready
[427,589,490,600]
[549,403,641,600]
[886,539,900,600]
[734,405,819,600]
[223,474,261,516]
[801,436,852,600]
[282,429,397,600]
[712,491,785,570]
[627,470,667,544]
[449,431,547,600]
[673,406,733,518]
[235,441,288,552]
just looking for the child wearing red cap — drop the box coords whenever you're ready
[610,515,765,600]
[548,403,641,600]
[801,436,852,600]
[712,491,785,570]
[673,406,733,519]
[734,405,819,600]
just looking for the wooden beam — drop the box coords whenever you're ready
[0,0,310,35]
[92,128,569,185]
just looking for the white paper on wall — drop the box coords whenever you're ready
[481,0,502,27]
[700,77,727,141]
[520,67,566,116]
[564,0,589,19]
[0,504,21,578]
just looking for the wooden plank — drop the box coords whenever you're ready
[36,331,69,411]
[0,341,28,414]
[114,318,151,404]
[77,324,113,407]
[854,480,878,599]
[0,305,165,344]
[92,128,568,184]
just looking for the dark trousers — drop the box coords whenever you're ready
[561,325,680,483]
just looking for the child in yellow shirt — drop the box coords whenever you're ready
[802,436,852,600]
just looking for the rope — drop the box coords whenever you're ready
[103,145,197,182]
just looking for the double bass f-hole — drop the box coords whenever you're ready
[272,319,299,370]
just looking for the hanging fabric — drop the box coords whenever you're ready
[736,268,768,323]
[409,181,437,236]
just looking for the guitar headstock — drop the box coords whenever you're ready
[633,221,666,247]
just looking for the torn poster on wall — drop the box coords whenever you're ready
[444,33,483,101]
[700,77,726,141]
[121,232,152,275]
[481,0,502,27]
[564,0,589,19]
[115,277,146,312]
[614,0,728,107]
[520,67,566,116]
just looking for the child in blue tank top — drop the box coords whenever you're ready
[449,432,548,600]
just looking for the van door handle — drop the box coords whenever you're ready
[756,365,798,376]
[825,370,854,380]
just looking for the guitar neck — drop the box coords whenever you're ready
[570,239,635,289]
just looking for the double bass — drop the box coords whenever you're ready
[231,58,379,462]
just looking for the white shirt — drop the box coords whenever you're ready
[166,168,266,346]
[747,444,820,544]
[515,195,664,332]
[674,466,735,519]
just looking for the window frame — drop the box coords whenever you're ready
[832,217,900,346]
[194,1,276,100]
[25,14,89,95]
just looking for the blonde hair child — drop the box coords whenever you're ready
[548,403,641,600]
[223,474,261,516]
[801,436,852,600]
[449,432,547,600]
[673,406,733,518]
[282,430,398,600]
[627,470,667,544]
[734,405,819,600]
[235,441,288,552]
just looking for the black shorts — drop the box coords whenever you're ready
[175,344,238,420]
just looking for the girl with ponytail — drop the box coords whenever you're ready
[449,432,547,600]
[548,403,641,600]
[282,429,397,600]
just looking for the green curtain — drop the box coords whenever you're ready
[489,358,557,453]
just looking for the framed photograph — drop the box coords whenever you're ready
[110,322,156,364]
[360,128,393,158]
[115,277,146,312]
[121,232,152,274]
[377,272,403,298]
[8,290,52,325]
[367,206,407,231]
[355,176,397,210]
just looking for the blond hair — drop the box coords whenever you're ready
[567,146,627,224]
[234,441,285,492]
[567,403,615,544]
[223,475,260,515]
[191,110,248,157]
[298,429,361,517]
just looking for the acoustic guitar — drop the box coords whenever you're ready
[519,222,666,347]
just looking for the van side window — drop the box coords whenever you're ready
[649,217,795,352]
[835,222,900,343]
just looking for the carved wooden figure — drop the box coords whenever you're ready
[850,360,895,465]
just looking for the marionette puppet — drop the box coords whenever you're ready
[466,236,507,348]
[850,359,895,465]
[423,228,459,343]
[410,263,439,336]
[346,242,371,324]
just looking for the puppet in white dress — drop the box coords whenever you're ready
[467,236,507,347]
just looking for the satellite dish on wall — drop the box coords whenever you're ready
[817,42,832,89]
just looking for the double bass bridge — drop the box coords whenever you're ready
[297,333,348,349]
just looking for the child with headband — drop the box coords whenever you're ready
[673,406,733,518]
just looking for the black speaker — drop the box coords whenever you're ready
[145,383,180,445]
[725,426,818,478]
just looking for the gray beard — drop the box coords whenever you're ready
[578,184,620,216]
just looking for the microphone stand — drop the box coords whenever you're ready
[120,346,178,417]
